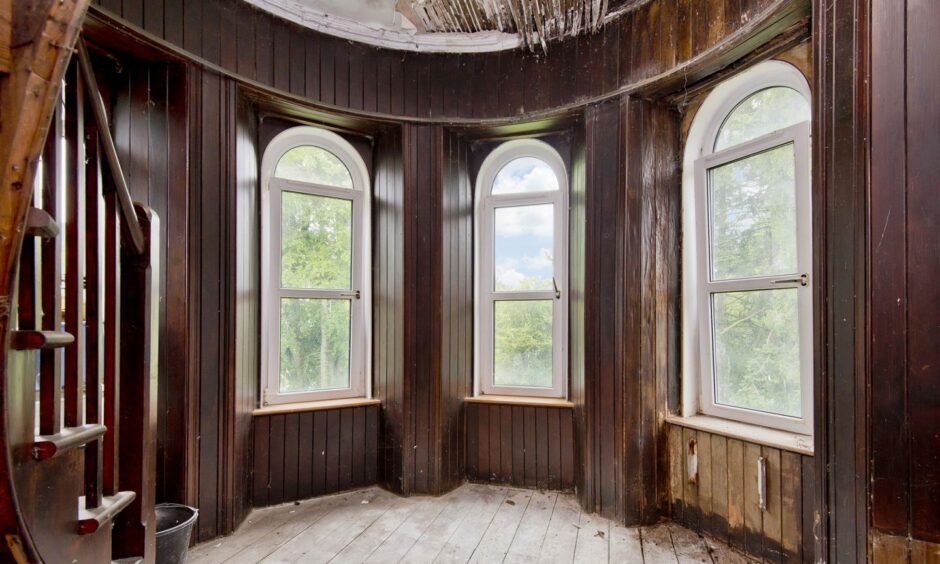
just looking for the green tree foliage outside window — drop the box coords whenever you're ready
[278,190,355,393]
[707,139,803,417]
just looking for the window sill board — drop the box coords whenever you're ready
[666,414,814,456]
[465,395,574,408]
[253,397,380,416]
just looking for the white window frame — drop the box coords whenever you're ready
[260,126,371,405]
[474,139,568,399]
[682,61,814,435]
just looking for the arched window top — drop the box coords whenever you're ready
[274,146,353,188]
[687,60,811,162]
[492,157,559,194]
[261,126,369,193]
[715,87,810,151]
[478,139,567,199]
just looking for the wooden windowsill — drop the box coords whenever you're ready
[465,395,574,408]
[666,414,814,456]
[253,397,380,416]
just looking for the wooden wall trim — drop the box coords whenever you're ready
[84,0,809,125]
[812,0,870,560]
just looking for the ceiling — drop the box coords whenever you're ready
[244,0,642,53]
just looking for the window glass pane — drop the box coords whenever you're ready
[715,87,809,151]
[494,300,553,388]
[281,191,352,290]
[492,157,559,194]
[494,204,554,291]
[275,146,353,188]
[279,298,351,393]
[712,289,801,417]
[708,143,797,281]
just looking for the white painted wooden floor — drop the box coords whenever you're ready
[188,483,754,564]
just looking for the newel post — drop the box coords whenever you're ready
[111,204,160,563]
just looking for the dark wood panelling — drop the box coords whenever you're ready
[88,0,807,122]
[868,0,940,556]
[465,403,575,491]
[574,97,677,525]
[812,0,869,561]
[373,128,406,495]
[439,130,473,493]
[252,406,379,506]
[668,425,814,562]
[402,124,443,495]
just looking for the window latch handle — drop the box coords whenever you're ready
[772,273,808,287]
[553,278,561,300]
[340,290,361,299]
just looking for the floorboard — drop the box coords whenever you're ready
[189,484,753,564]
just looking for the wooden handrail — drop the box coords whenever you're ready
[77,491,136,535]
[11,330,74,350]
[32,424,107,461]
[24,207,59,238]
[74,36,145,254]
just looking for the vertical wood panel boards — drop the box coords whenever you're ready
[465,403,575,490]
[402,124,444,494]
[105,59,203,514]
[373,129,406,493]
[869,0,940,547]
[812,0,869,560]
[667,425,814,562]
[575,97,675,525]
[234,92,261,529]
[251,406,380,506]
[440,130,473,493]
[89,0,804,121]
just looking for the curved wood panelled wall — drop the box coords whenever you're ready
[88,0,808,122]
[84,0,811,545]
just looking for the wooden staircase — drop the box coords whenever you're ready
[0,2,159,562]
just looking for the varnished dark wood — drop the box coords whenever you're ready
[252,405,380,507]
[86,0,807,123]
[465,403,575,491]
[112,205,159,562]
[868,0,940,552]
[812,0,869,560]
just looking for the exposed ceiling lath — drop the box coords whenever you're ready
[408,0,611,53]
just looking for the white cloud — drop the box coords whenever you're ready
[493,161,559,195]
[522,248,553,271]
[494,205,554,238]
[495,267,525,290]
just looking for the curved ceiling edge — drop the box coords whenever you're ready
[85,0,809,124]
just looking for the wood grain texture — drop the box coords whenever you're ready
[465,403,574,491]
[667,424,814,562]
[86,0,808,122]
[252,406,380,506]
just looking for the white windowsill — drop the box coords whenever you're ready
[666,414,814,456]
[253,397,380,416]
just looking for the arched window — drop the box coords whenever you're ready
[682,61,813,434]
[261,127,371,405]
[475,140,568,398]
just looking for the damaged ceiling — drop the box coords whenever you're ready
[245,0,641,53]
[406,0,636,52]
